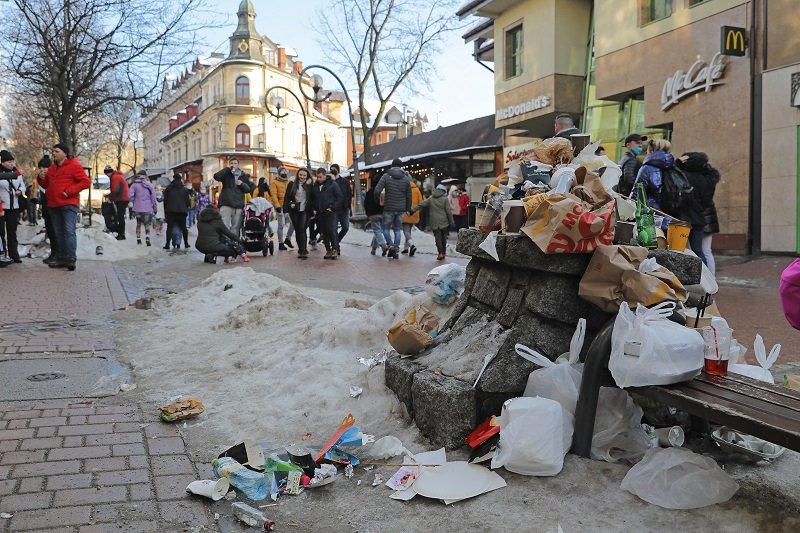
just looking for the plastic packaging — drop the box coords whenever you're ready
[610,302,704,388]
[211,457,269,501]
[591,388,649,463]
[425,263,467,305]
[231,502,275,530]
[728,334,780,383]
[491,396,572,476]
[620,447,739,509]
[478,231,500,261]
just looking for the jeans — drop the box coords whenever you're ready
[401,223,415,250]
[27,203,38,225]
[689,226,705,266]
[319,211,338,251]
[165,213,185,247]
[289,211,308,254]
[702,234,715,275]
[336,209,349,249]
[0,208,19,259]
[382,211,404,250]
[433,229,448,254]
[276,210,293,243]
[114,201,128,237]
[135,213,153,240]
[219,205,243,237]
[186,208,197,227]
[50,205,78,260]
[369,215,386,250]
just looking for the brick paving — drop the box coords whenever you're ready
[0,261,210,532]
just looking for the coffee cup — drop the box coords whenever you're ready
[653,426,684,447]
[501,200,526,235]
[186,478,230,501]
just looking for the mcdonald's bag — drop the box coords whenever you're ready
[521,171,615,254]
[578,245,687,313]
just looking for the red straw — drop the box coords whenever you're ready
[710,325,719,359]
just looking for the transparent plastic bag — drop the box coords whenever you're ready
[729,334,780,383]
[491,396,572,476]
[621,447,738,509]
[591,388,649,463]
[610,302,704,387]
[516,319,586,414]
[425,263,467,305]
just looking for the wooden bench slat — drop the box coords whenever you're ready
[696,373,800,403]
[689,376,800,416]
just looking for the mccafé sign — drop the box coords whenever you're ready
[496,95,551,121]
[661,52,727,111]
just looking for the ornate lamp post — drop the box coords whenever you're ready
[298,65,364,217]
[264,86,311,170]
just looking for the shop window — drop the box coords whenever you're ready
[504,24,523,79]
[324,141,332,163]
[235,76,250,105]
[687,0,709,6]
[235,124,251,151]
[639,0,672,25]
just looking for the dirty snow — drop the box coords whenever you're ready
[117,267,453,449]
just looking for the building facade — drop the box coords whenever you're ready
[141,0,347,187]
[459,0,800,254]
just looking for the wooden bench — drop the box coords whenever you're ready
[572,317,800,456]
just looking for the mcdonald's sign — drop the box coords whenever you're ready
[721,26,747,56]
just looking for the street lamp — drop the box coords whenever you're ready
[264,86,311,170]
[298,65,364,217]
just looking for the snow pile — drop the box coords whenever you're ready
[118,267,453,448]
[75,219,167,261]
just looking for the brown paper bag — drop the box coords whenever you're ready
[522,171,616,254]
[578,245,687,312]
[408,305,439,335]
[387,321,433,355]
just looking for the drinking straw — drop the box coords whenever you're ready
[710,325,720,359]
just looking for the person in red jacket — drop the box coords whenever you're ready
[103,165,129,240]
[37,143,90,271]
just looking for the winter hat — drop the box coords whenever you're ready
[37,156,52,168]
[0,150,14,163]
[436,184,447,191]
[53,142,70,155]
[104,165,114,174]
[392,158,402,167]
[780,259,800,331]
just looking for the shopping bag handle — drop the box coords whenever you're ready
[515,344,555,367]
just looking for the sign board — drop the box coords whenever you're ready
[496,96,551,121]
[661,53,726,111]
[721,26,747,57]
[503,140,541,167]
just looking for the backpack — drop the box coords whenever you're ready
[659,166,694,216]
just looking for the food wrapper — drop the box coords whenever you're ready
[532,137,574,166]
[159,399,205,422]
[522,193,548,217]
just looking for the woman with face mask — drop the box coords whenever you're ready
[283,168,312,259]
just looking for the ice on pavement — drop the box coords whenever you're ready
[119,267,454,448]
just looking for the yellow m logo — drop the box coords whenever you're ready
[726,30,745,52]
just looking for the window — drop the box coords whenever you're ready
[235,76,250,105]
[688,0,708,6]
[504,24,523,79]
[235,124,251,151]
[640,0,672,25]
[324,141,332,163]
[354,132,363,145]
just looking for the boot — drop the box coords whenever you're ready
[137,238,142,245]
[184,241,190,249]
[284,239,294,249]
[323,250,332,260]
[65,258,76,271]
[145,237,151,247]
[203,254,216,264]
[401,248,409,255]
[0,256,13,268]
[330,249,338,260]
[370,247,377,256]
[409,245,417,257]
[381,245,389,257]
[279,243,287,251]
[42,254,57,265]
[436,252,445,261]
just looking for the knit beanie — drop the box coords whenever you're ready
[0,150,14,163]
[53,142,70,155]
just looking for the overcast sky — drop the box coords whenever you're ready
[203,0,495,128]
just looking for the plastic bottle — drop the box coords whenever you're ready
[211,457,268,501]
[231,502,275,531]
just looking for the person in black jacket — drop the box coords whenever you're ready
[363,181,386,255]
[616,133,646,196]
[331,163,351,253]
[195,205,248,263]
[162,173,190,251]
[676,152,713,265]
[312,167,342,259]
[284,168,313,259]
[213,157,253,236]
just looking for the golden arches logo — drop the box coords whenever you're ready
[721,26,747,56]
[725,30,745,52]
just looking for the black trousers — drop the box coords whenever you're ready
[289,211,308,254]
[0,208,20,260]
[307,215,318,244]
[114,201,128,237]
[433,228,448,254]
[42,206,59,257]
[319,211,337,251]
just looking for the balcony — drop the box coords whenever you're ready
[211,95,265,109]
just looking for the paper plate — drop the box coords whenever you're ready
[412,461,503,501]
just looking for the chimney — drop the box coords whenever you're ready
[293,61,303,75]
[278,47,286,70]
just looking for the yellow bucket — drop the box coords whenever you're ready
[666,221,691,251]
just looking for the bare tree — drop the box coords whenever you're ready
[314,0,462,164]
[1,0,211,154]
[3,92,55,171]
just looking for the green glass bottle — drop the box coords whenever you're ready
[635,182,657,248]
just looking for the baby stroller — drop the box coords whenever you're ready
[242,197,275,256]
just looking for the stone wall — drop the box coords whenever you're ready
[385,228,702,449]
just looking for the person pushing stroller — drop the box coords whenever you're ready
[195,205,249,264]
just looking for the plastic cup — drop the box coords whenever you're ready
[501,200,526,235]
[186,478,230,501]
[614,221,635,245]
[700,325,732,376]
[654,426,685,447]
[666,221,691,251]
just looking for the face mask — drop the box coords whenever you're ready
[280,173,287,178]
[631,146,643,155]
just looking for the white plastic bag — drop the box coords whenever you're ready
[491,396,573,476]
[620,447,739,509]
[517,319,586,414]
[610,302,705,388]
[478,231,500,261]
[729,334,780,383]
[425,263,467,305]
[591,388,649,463]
